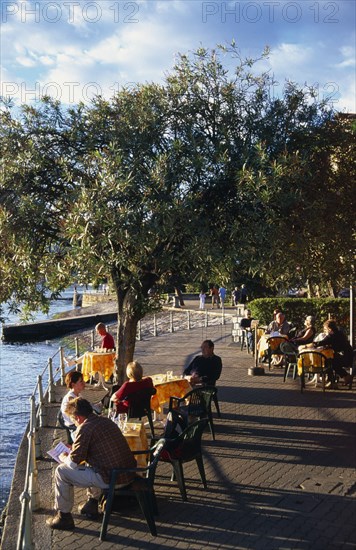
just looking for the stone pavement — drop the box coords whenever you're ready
[3,311,356,550]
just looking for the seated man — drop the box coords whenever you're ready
[64,322,115,368]
[46,397,137,530]
[95,322,115,350]
[183,339,222,386]
[265,311,290,366]
[240,309,255,351]
[266,311,290,336]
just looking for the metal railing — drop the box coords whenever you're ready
[16,346,64,550]
[64,308,234,354]
[15,307,234,548]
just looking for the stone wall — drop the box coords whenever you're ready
[82,293,116,306]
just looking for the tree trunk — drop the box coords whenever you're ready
[306,278,314,298]
[175,287,185,306]
[326,280,336,298]
[113,286,140,385]
[111,269,159,384]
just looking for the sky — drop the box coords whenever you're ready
[1,0,355,112]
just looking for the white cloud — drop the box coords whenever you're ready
[38,55,55,66]
[155,0,189,16]
[10,15,193,103]
[333,75,356,113]
[268,43,314,72]
[15,55,36,67]
[1,1,354,112]
[335,45,356,69]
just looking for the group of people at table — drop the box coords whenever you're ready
[243,308,353,388]
[47,329,223,531]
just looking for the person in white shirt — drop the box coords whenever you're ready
[61,371,103,432]
[61,371,86,428]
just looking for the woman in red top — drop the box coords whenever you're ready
[110,361,154,413]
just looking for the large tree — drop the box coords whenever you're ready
[1,45,353,379]
[234,112,356,296]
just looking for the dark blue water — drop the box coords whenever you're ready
[0,297,78,514]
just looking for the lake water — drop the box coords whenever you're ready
[0,296,78,515]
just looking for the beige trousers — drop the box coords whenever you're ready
[54,463,109,513]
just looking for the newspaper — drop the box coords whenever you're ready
[47,441,71,463]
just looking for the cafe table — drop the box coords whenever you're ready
[258,333,288,359]
[123,421,149,469]
[81,350,116,384]
[150,374,191,415]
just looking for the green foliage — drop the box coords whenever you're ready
[249,298,350,332]
[0,45,354,368]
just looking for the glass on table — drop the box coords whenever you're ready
[117,413,128,432]
[166,370,173,380]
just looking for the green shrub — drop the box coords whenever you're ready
[249,298,350,332]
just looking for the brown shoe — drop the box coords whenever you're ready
[46,511,74,530]
[78,497,99,519]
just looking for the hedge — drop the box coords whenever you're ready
[248,298,350,333]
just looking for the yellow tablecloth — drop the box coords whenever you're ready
[258,334,288,358]
[82,351,116,382]
[297,348,334,375]
[150,375,191,414]
[124,421,149,469]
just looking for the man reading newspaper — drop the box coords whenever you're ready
[46,397,136,530]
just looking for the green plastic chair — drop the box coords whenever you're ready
[169,386,217,439]
[100,438,166,540]
[159,418,208,501]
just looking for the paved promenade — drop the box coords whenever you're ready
[2,311,356,550]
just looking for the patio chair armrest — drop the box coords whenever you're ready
[168,395,183,410]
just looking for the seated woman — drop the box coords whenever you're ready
[110,361,154,414]
[61,371,86,430]
[313,320,353,387]
[290,316,316,347]
[61,371,103,433]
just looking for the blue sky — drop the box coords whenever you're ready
[1,0,355,111]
